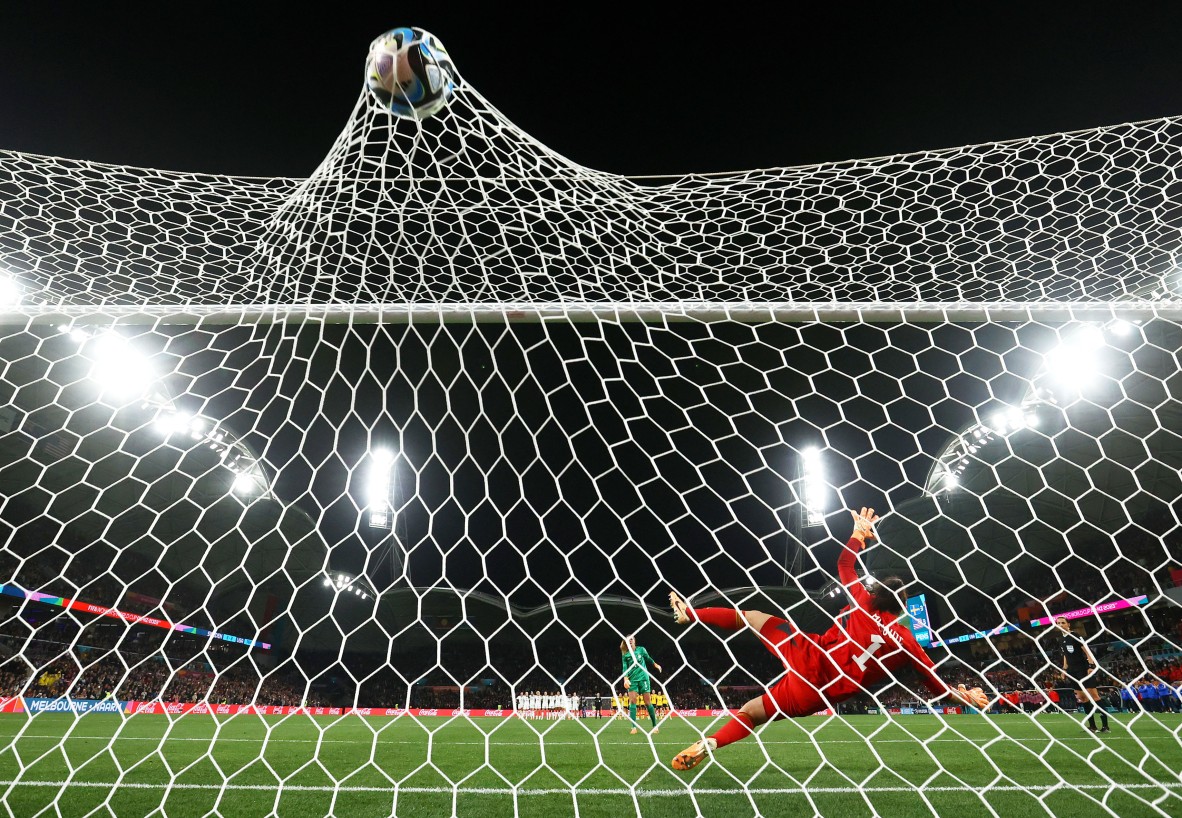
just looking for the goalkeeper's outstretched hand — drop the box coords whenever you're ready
[850,507,879,542]
[957,684,989,710]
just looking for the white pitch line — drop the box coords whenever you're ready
[0,780,1179,797]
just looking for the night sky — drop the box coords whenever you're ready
[3,6,1182,178]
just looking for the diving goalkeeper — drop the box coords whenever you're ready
[669,507,989,771]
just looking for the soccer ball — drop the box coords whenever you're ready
[365,27,456,120]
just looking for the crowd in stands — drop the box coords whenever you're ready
[0,530,1179,714]
[1,603,1178,713]
[0,609,325,707]
[989,532,1177,631]
[0,649,327,707]
[5,590,1176,713]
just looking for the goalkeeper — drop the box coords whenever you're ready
[669,507,990,771]
[620,636,663,735]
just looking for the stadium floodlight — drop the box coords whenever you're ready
[154,411,191,436]
[1076,323,1106,350]
[943,471,959,491]
[0,276,20,306]
[59,325,91,344]
[232,473,260,496]
[987,406,1034,435]
[805,484,827,509]
[365,480,390,505]
[325,572,373,602]
[1043,324,1107,395]
[988,412,1007,434]
[799,447,828,527]
[365,449,396,528]
[86,332,154,400]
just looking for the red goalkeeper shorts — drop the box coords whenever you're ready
[754,616,832,719]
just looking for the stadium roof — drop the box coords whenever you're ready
[282,584,826,656]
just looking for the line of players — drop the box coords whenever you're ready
[513,692,582,719]
[512,691,674,720]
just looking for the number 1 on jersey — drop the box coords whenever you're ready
[853,635,886,671]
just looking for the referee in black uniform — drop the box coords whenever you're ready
[1057,615,1109,733]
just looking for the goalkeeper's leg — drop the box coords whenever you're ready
[673,695,768,771]
[673,668,831,772]
[670,592,743,629]
[669,592,784,637]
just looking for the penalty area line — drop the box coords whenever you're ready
[0,780,1178,797]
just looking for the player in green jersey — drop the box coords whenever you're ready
[620,635,663,734]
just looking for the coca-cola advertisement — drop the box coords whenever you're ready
[11,701,808,719]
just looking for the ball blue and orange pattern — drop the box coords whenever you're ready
[366,28,455,120]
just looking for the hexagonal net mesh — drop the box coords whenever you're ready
[0,64,1180,817]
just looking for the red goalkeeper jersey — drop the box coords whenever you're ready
[817,537,950,702]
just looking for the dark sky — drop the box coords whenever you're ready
[3,5,1182,177]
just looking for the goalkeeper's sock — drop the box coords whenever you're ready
[690,608,744,631]
[710,711,755,749]
[647,704,657,727]
[629,702,638,726]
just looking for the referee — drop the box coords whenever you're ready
[1056,616,1109,733]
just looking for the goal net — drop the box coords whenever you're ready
[0,39,1179,818]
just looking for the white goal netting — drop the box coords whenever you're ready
[0,39,1180,818]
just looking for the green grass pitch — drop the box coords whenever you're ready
[0,712,1178,817]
